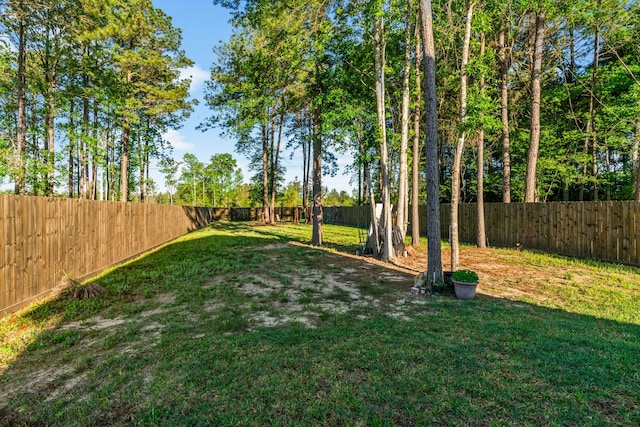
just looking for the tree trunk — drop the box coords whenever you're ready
[363,159,370,206]
[302,112,310,219]
[567,24,575,84]
[411,39,422,246]
[450,1,474,272]
[91,102,99,200]
[591,23,601,201]
[268,108,277,224]
[524,11,546,203]
[477,33,487,248]
[634,122,640,201]
[311,106,323,246]
[45,80,56,196]
[262,122,270,224]
[139,131,146,203]
[120,69,133,202]
[82,74,91,199]
[374,13,394,262]
[270,111,284,223]
[68,101,75,198]
[15,3,26,195]
[397,0,413,241]
[366,166,380,257]
[419,0,443,284]
[499,28,512,203]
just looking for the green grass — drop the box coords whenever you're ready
[1,221,639,425]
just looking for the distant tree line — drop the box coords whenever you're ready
[154,151,355,208]
[0,0,193,201]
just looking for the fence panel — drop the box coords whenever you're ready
[4,198,639,315]
[0,196,231,315]
[322,201,640,266]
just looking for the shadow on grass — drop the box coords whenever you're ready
[1,222,639,426]
[246,221,367,255]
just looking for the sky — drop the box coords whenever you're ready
[151,0,353,194]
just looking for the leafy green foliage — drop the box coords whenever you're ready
[451,269,479,283]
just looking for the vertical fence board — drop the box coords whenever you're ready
[635,202,640,262]
[7,197,16,310]
[622,202,629,263]
[1,196,8,313]
[17,197,26,307]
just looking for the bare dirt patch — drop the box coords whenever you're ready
[391,243,639,307]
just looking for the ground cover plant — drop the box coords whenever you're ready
[1,222,639,426]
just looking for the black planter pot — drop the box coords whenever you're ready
[443,271,454,285]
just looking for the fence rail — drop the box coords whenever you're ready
[323,201,640,266]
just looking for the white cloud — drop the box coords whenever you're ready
[180,65,209,92]
[163,129,194,151]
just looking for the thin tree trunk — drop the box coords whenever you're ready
[568,24,575,84]
[15,2,26,195]
[374,13,394,262]
[301,112,309,216]
[91,101,99,200]
[450,1,474,271]
[591,22,601,201]
[45,80,56,196]
[524,11,546,202]
[311,106,323,246]
[367,166,380,256]
[397,0,413,240]
[355,117,365,206]
[363,159,370,206]
[419,0,443,284]
[499,28,512,203]
[580,121,590,201]
[262,122,270,224]
[68,101,75,198]
[121,69,133,202]
[82,74,91,199]
[634,122,640,201]
[269,108,277,224]
[145,149,150,202]
[271,112,284,223]
[358,159,362,205]
[139,131,146,203]
[477,33,486,248]
[411,39,422,246]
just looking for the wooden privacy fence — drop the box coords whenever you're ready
[4,198,637,315]
[230,207,298,221]
[452,202,640,266]
[323,201,640,266]
[1,195,229,316]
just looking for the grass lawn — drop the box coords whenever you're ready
[1,222,639,426]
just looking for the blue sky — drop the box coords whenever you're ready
[152,0,352,193]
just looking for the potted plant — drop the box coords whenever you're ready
[451,269,479,300]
